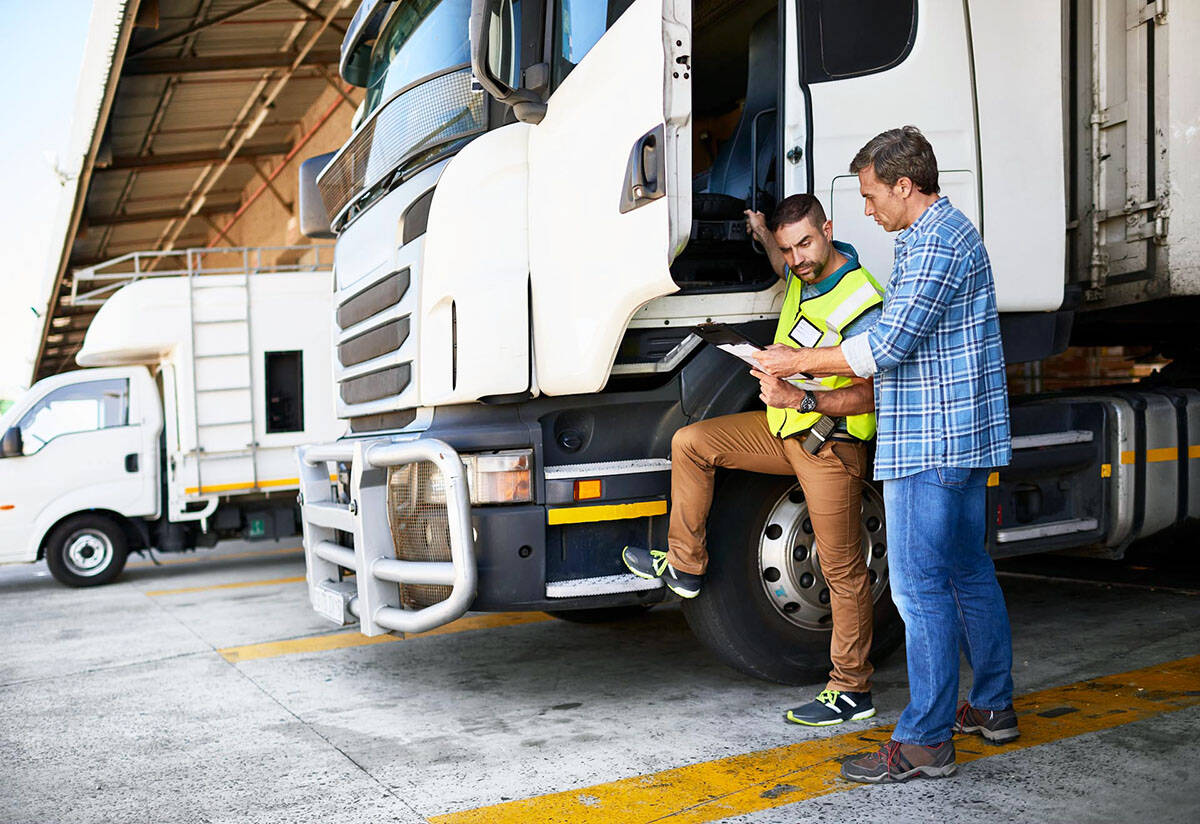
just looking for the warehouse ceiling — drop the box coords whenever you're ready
[34,0,354,380]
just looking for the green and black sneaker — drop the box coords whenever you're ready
[621,546,703,599]
[785,689,876,726]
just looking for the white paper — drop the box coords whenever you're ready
[718,344,832,391]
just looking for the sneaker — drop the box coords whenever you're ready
[621,546,703,599]
[785,689,876,726]
[840,739,957,783]
[956,702,1020,743]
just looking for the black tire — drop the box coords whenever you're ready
[545,604,655,624]
[44,514,129,588]
[682,472,902,685]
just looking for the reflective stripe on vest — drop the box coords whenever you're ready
[765,265,883,441]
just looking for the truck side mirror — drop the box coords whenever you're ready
[1,426,23,458]
[470,0,547,124]
[298,152,336,239]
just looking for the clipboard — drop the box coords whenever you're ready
[692,323,826,389]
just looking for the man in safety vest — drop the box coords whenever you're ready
[623,194,885,727]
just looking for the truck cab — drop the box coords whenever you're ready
[0,367,162,583]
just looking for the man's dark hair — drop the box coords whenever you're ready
[768,193,827,232]
[849,125,940,194]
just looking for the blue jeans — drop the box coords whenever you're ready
[884,467,1014,745]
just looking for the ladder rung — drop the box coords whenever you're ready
[194,353,250,359]
[194,318,247,324]
[198,419,254,427]
[197,386,252,392]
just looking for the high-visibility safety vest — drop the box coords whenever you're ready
[766,264,884,441]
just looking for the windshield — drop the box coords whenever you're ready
[363,0,472,117]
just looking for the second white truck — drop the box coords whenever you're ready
[0,252,340,586]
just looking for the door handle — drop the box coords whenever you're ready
[124,453,139,473]
[619,124,667,214]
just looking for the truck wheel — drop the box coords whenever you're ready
[546,604,654,623]
[44,515,129,588]
[682,472,902,685]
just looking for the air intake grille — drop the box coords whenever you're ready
[387,461,453,609]
[317,66,486,220]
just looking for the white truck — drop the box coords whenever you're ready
[0,251,340,587]
[292,0,1200,682]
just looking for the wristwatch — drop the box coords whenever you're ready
[799,390,818,414]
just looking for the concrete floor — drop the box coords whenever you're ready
[1,538,1198,823]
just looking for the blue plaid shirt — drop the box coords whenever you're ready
[842,197,1011,481]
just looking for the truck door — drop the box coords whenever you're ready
[527,0,691,395]
[786,0,981,284]
[0,369,161,563]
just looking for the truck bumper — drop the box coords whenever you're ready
[297,438,477,636]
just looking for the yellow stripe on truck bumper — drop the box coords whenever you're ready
[546,500,668,526]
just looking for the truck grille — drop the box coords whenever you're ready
[317,65,486,221]
[386,461,453,609]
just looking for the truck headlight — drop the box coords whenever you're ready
[461,450,532,505]
[386,449,533,508]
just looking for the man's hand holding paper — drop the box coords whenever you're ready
[753,342,856,383]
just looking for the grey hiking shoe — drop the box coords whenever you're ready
[840,739,957,783]
[956,702,1020,743]
[785,689,876,726]
[621,546,702,599]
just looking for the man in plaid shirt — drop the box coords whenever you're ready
[754,126,1015,783]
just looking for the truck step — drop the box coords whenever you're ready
[995,518,1099,544]
[1012,430,1094,449]
[545,573,663,598]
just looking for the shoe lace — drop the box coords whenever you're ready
[955,702,973,732]
[816,689,841,710]
[880,740,903,772]
[649,548,669,577]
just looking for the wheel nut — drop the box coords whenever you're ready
[799,572,815,588]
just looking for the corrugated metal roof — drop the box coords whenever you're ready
[34,0,355,379]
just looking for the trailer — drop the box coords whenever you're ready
[292,0,1200,682]
[0,248,341,586]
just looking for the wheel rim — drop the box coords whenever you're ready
[63,529,114,577]
[757,484,889,630]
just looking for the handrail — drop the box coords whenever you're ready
[68,244,334,306]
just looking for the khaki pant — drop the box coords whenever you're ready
[667,411,874,692]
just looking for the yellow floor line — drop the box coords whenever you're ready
[218,611,555,663]
[144,575,307,597]
[431,654,1200,824]
[126,546,303,569]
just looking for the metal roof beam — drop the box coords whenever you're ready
[128,0,277,57]
[123,49,341,76]
[83,204,240,228]
[99,143,293,172]
[283,0,347,34]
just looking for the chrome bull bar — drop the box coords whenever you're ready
[297,438,477,635]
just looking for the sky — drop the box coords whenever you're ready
[0,0,95,400]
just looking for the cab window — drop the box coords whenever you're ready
[17,379,129,455]
[799,0,917,83]
[551,0,637,88]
